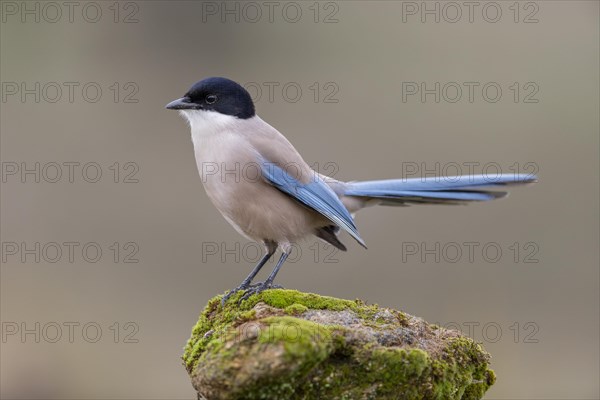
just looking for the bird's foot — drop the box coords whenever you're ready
[238,282,283,304]
[221,283,259,306]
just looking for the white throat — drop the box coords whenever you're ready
[179,109,238,139]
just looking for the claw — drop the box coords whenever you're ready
[238,282,284,304]
[221,292,234,307]
[221,283,264,306]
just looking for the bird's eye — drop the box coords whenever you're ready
[205,94,218,104]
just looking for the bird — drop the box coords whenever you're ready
[166,77,536,303]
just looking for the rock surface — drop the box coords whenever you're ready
[183,289,495,400]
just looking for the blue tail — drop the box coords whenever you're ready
[344,174,537,205]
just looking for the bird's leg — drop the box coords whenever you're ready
[239,252,289,303]
[262,251,289,287]
[221,248,275,305]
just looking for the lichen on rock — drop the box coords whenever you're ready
[183,289,495,400]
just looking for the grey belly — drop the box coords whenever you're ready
[203,177,326,243]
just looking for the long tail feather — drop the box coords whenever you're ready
[344,174,536,205]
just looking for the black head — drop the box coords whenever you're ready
[165,77,255,119]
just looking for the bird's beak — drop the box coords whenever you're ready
[165,96,195,110]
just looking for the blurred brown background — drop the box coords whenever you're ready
[1,1,598,399]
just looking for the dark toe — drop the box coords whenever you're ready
[222,284,253,306]
[238,283,270,303]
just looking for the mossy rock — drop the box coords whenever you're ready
[183,289,495,400]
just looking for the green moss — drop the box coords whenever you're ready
[291,341,491,399]
[184,289,495,399]
[284,303,309,315]
[182,290,247,373]
[183,289,387,372]
[245,288,360,310]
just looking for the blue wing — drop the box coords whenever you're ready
[260,159,366,248]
